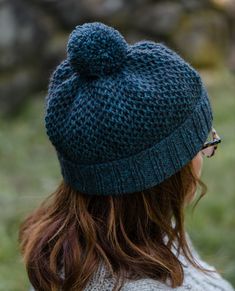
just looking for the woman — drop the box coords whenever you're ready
[19,22,234,291]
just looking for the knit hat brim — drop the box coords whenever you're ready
[57,88,212,196]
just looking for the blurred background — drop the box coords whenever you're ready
[0,0,235,290]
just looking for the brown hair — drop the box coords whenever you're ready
[19,159,209,291]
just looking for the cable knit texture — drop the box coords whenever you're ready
[45,21,213,195]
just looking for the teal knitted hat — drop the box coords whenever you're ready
[45,21,213,196]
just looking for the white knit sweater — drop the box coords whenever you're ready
[30,236,234,291]
[84,262,234,291]
[83,237,234,291]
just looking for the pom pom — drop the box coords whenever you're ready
[67,22,128,77]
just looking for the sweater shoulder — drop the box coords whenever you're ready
[121,278,191,291]
[121,269,234,291]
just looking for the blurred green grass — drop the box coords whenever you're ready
[0,69,234,291]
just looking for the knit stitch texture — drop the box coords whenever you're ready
[45,21,213,195]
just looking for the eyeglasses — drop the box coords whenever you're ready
[201,127,221,158]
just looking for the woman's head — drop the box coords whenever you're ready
[45,22,213,197]
[19,156,208,291]
[19,22,218,291]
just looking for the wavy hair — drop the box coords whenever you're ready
[19,159,209,291]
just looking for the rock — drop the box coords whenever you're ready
[0,0,52,71]
[210,0,235,14]
[172,10,229,68]
[132,2,183,37]
[0,0,56,115]
[42,33,67,71]
[41,0,126,29]
[43,0,86,29]
[181,0,211,11]
[83,0,125,18]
